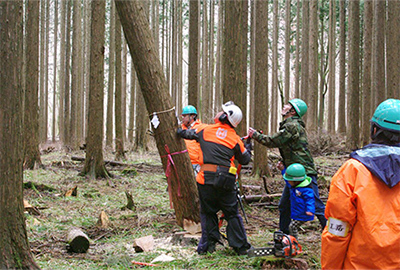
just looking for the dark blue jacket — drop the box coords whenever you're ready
[287,177,315,221]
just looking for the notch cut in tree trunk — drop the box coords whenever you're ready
[67,228,90,253]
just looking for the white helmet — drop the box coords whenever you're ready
[222,101,243,127]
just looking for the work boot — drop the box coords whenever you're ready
[235,244,252,256]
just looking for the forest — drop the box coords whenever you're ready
[0,0,399,269]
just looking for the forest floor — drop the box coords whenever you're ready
[24,139,349,269]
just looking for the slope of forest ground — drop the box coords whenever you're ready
[24,138,348,269]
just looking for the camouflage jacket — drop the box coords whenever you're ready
[252,116,317,175]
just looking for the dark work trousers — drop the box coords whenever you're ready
[197,183,250,250]
[279,175,327,234]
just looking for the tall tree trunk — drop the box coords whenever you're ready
[82,0,110,179]
[201,0,210,121]
[271,0,279,133]
[249,0,255,127]
[52,0,59,142]
[106,1,115,149]
[307,0,318,131]
[128,65,136,144]
[223,0,248,135]
[300,0,309,102]
[209,0,215,116]
[44,0,50,143]
[254,0,270,177]
[58,0,66,144]
[372,0,385,105]
[115,17,125,160]
[214,0,223,112]
[134,79,149,151]
[337,0,346,134]
[346,0,360,150]
[63,0,72,147]
[24,0,42,170]
[386,0,400,99]
[294,0,301,98]
[122,41,127,142]
[39,0,46,143]
[318,5,326,131]
[284,0,291,103]
[328,0,336,133]
[83,0,91,139]
[71,0,83,149]
[188,0,199,108]
[115,0,200,227]
[361,0,373,146]
[0,1,40,268]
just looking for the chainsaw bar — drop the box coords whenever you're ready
[247,247,275,257]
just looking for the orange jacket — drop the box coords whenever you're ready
[321,158,400,269]
[182,120,203,165]
[179,122,251,185]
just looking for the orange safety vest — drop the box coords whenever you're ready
[182,120,203,165]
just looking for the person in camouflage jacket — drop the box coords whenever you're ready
[248,99,326,234]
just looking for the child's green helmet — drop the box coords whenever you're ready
[371,99,400,132]
[283,163,306,181]
[288,99,308,117]
[182,105,197,115]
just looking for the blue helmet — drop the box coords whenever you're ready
[181,105,197,115]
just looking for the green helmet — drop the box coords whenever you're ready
[288,99,308,117]
[371,99,400,132]
[283,163,306,181]
[182,105,197,115]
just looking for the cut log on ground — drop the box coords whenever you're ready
[244,194,281,203]
[67,228,90,253]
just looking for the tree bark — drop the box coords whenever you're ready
[300,0,309,103]
[52,0,58,142]
[271,0,279,133]
[0,1,40,268]
[253,0,270,177]
[82,0,110,179]
[222,0,248,135]
[337,0,346,134]
[372,0,386,105]
[346,0,360,150]
[115,16,125,160]
[63,0,72,147]
[106,1,115,149]
[115,0,200,227]
[307,0,318,131]
[294,0,301,98]
[188,0,199,108]
[361,0,373,146]
[284,0,291,103]
[386,0,400,99]
[328,0,336,133]
[24,0,43,170]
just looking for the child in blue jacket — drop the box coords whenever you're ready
[283,163,315,238]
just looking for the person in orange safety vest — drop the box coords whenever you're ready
[321,99,400,269]
[177,101,252,255]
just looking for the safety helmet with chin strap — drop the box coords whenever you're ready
[181,105,197,115]
[371,99,400,132]
[288,99,308,118]
[222,101,243,128]
[283,163,307,181]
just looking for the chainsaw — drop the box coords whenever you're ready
[247,231,302,258]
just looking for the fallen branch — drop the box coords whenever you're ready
[244,194,281,203]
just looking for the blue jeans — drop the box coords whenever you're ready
[279,175,326,234]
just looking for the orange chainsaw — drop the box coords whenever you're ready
[247,231,302,258]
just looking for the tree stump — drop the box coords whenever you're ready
[67,228,90,253]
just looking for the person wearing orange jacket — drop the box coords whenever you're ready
[177,101,252,255]
[180,105,209,254]
[321,99,400,269]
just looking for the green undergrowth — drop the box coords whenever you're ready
[23,147,340,269]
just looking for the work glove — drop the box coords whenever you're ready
[176,127,184,137]
[248,127,256,138]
